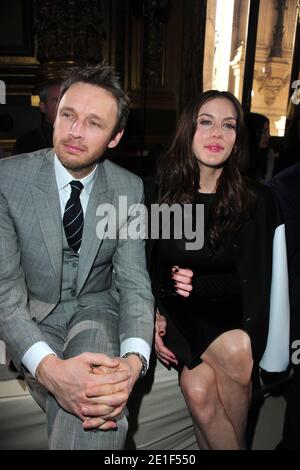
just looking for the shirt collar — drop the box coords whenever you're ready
[54,154,97,195]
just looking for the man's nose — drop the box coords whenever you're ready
[69,120,84,138]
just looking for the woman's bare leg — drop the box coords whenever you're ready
[180,362,239,449]
[201,330,253,448]
[192,419,210,450]
[180,329,253,449]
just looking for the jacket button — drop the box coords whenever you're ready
[245,316,251,322]
[242,279,247,283]
[233,243,238,248]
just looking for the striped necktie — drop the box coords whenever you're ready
[63,180,84,252]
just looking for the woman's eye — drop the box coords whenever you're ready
[224,122,236,130]
[198,119,212,126]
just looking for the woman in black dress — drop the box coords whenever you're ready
[147,90,290,449]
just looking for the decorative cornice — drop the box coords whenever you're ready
[34,0,106,63]
[255,65,289,105]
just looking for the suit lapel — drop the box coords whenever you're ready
[30,149,62,282]
[77,162,115,295]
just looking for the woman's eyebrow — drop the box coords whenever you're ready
[197,112,236,121]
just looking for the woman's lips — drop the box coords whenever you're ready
[205,144,224,152]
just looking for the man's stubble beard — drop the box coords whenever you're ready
[55,141,102,173]
[59,155,101,173]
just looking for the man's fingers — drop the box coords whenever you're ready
[88,369,129,387]
[82,403,125,420]
[83,417,117,431]
[81,352,120,368]
[91,365,120,375]
[98,421,118,431]
[86,377,129,397]
[82,404,114,418]
[101,405,124,420]
[86,391,128,407]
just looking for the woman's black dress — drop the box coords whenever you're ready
[155,192,243,369]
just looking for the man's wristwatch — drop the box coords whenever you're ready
[121,352,148,378]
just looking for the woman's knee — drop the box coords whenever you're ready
[221,331,253,385]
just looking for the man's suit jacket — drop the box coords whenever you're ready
[0,149,154,370]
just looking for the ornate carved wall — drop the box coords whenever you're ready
[34,0,107,81]
[0,0,109,98]
[251,0,298,134]
[1,0,204,154]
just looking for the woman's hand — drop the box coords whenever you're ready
[155,310,178,367]
[171,266,194,297]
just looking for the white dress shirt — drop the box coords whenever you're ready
[22,155,150,376]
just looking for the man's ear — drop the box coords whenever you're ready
[108,129,124,149]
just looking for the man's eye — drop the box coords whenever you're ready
[90,121,100,127]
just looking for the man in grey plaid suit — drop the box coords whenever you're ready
[0,64,154,449]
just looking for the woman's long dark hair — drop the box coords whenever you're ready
[157,90,256,249]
